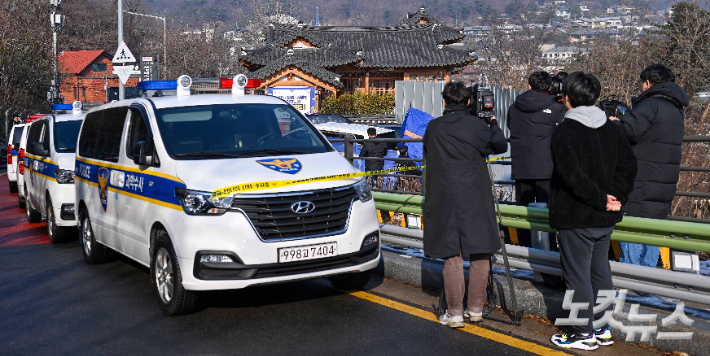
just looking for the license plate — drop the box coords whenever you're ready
[278,242,337,263]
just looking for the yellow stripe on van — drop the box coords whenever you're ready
[107,186,183,211]
[31,171,57,182]
[24,154,58,165]
[75,157,184,183]
[76,176,182,211]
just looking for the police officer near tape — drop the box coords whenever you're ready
[423,81,508,327]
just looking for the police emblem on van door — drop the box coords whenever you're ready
[256,158,302,175]
[98,167,110,212]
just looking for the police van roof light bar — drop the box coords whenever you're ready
[137,80,178,91]
[51,104,73,111]
[232,75,261,97]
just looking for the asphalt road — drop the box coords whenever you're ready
[0,174,662,356]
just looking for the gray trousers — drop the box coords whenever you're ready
[443,253,490,316]
[558,226,615,333]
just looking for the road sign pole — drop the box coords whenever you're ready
[118,0,124,101]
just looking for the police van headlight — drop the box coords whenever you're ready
[353,178,372,202]
[54,168,75,184]
[175,188,234,215]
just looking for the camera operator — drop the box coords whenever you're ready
[610,64,689,267]
[423,81,507,327]
[507,71,565,248]
[551,72,569,104]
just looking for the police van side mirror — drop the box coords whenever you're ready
[132,140,155,166]
[31,142,48,157]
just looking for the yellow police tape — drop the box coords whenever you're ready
[212,165,424,198]
[211,156,510,198]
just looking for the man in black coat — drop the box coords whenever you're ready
[549,72,637,350]
[359,127,388,172]
[610,64,689,267]
[508,71,565,247]
[423,81,508,327]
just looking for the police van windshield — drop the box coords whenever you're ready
[155,104,331,159]
[54,120,84,153]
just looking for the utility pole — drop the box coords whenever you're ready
[123,11,166,79]
[118,0,124,100]
[50,0,65,104]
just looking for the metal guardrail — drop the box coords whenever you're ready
[373,192,710,253]
[379,220,710,305]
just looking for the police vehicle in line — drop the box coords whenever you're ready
[22,102,86,242]
[7,123,27,193]
[16,115,45,208]
[75,75,381,315]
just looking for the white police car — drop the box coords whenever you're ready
[75,75,380,315]
[23,103,85,242]
[7,123,27,193]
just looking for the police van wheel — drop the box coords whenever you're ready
[328,269,374,290]
[18,193,26,209]
[9,182,18,193]
[152,233,198,316]
[80,210,110,264]
[47,198,69,244]
[26,200,42,223]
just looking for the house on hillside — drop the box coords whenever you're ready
[58,50,139,105]
[238,6,477,111]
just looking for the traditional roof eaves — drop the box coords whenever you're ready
[400,6,439,25]
[246,60,343,88]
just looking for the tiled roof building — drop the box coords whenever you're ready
[239,6,476,111]
[58,50,139,105]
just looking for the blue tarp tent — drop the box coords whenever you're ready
[400,108,435,160]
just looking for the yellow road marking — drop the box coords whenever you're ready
[346,290,571,356]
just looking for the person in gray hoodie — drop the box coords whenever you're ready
[549,72,637,351]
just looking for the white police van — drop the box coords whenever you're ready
[22,102,85,242]
[17,124,32,209]
[6,123,27,193]
[75,75,380,315]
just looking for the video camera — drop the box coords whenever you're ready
[598,95,629,118]
[468,84,495,119]
[550,72,568,103]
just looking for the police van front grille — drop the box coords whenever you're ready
[231,188,356,240]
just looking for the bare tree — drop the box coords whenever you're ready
[476,5,559,91]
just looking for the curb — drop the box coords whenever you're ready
[375,247,710,355]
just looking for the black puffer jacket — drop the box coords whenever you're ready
[507,90,566,179]
[360,140,388,171]
[615,82,689,219]
[550,117,637,230]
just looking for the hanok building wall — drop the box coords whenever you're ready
[239,7,477,111]
[59,50,139,105]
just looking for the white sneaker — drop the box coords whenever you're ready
[551,332,598,351]
[464,309,483,322]
[439,310,465,328]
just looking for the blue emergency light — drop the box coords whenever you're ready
[51,104,74,111]
[137,80,177,91]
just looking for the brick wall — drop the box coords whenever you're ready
[60,56,139,104]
